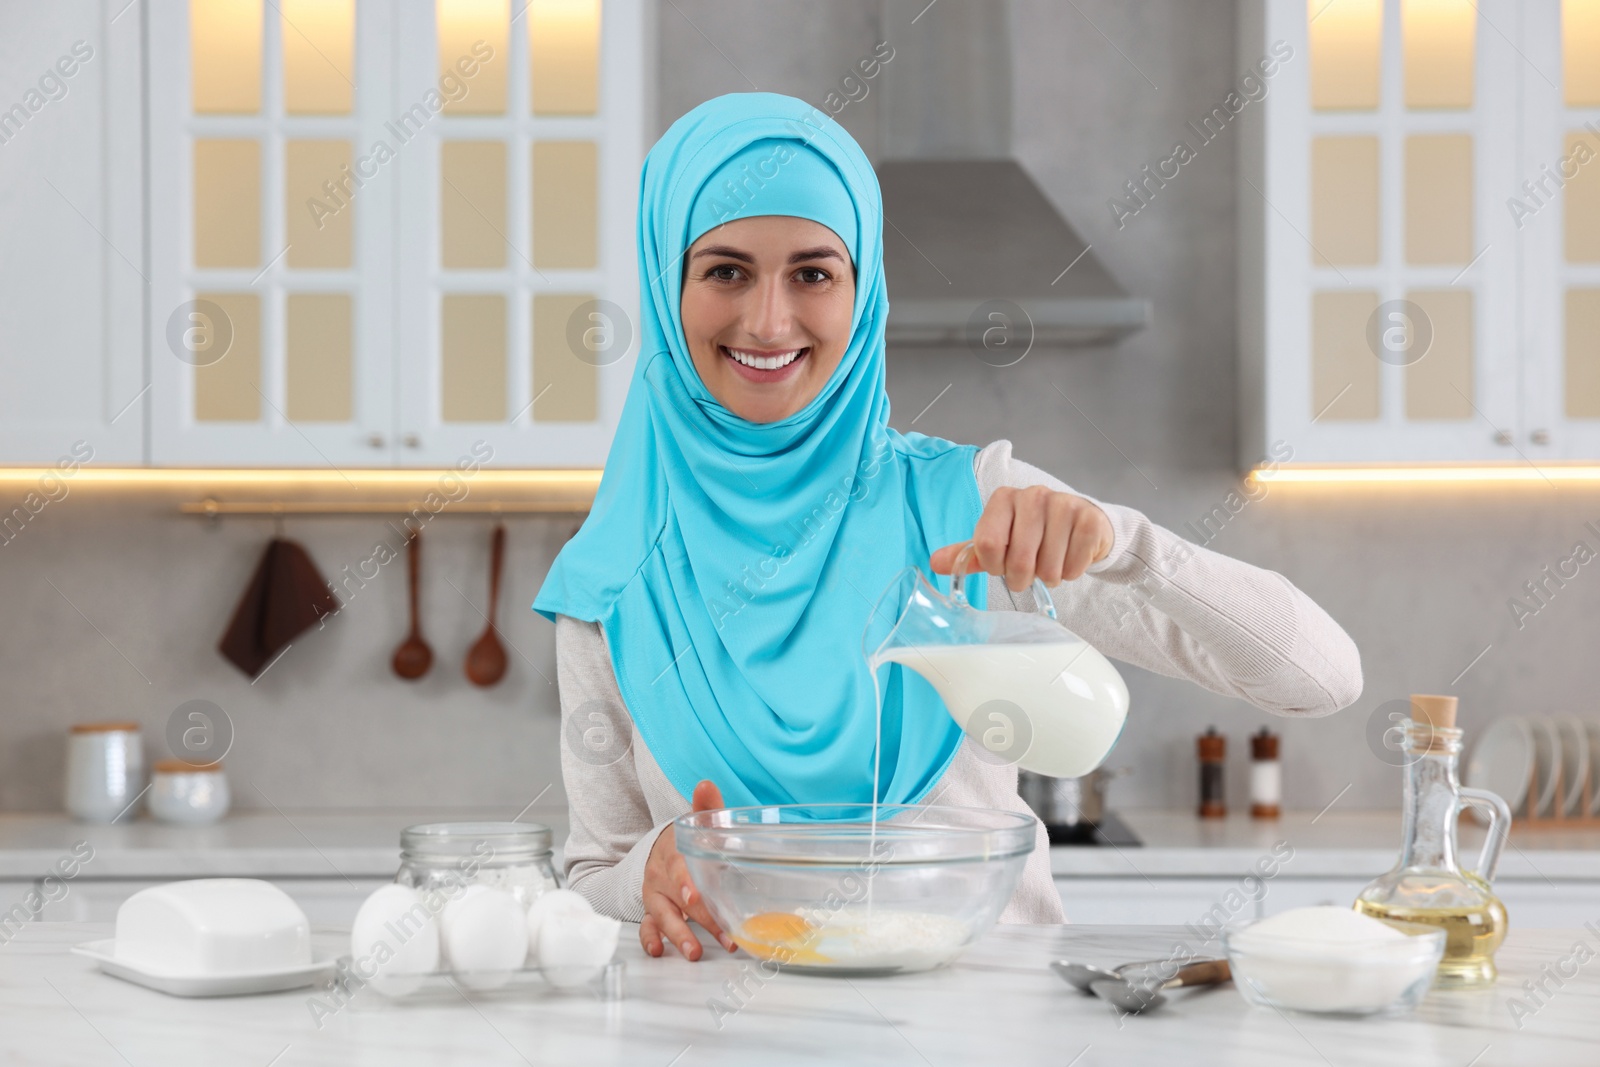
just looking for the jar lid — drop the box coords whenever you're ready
[400,821,552,862]
[153,759,223,773]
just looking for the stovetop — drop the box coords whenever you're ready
[1044,810,1141,847]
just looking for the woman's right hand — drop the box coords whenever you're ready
[640,779,737,960]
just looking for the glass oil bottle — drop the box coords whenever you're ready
[1354,695,1512,988]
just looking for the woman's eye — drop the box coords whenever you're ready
[706,265,741,282]
[796,267,830,284]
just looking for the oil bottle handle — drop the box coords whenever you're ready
[951,542,1058,620]
[1457,786,1512,884]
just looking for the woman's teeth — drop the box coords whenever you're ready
[724,347,805,371]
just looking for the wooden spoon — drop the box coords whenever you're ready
[391,530,433,680]
[465,524,508,687]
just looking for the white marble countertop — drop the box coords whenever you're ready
[1055,810,1600,880]
[0,809,569,880]
[2,808,1598,882]
[7,921,1595,1065]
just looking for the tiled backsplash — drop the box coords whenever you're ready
[3,2,1597,814]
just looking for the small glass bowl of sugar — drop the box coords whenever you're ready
[1223,906,1446,1016]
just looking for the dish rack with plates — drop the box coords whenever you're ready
[1464,714,1600,830]
[1515,757,1600,830]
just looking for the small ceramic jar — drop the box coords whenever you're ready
[148,760,230,825]
[65,723,144,823]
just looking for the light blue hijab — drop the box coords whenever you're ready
[533,92,987,808]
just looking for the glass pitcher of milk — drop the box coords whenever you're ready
[863,544,1130,778]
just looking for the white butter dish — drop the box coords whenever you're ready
[71,939,338,998]
[113,879,312,976]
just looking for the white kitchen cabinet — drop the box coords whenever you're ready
[1490,880,1600,928]
[1517,3,1600,460]
[1265,878,1600,928]
[138,0,647,468]
[1238,0,1600,466]
[260,877,391,925]
[34,877,387,926]
[1258,877,1371,914]
[392,1,645,468]
[1070,874,1600,930]
[0,1,145,465]
[0,882,35,935]
[1058,878,1269,926]
[145,0,399,469]
[31,878,162,924]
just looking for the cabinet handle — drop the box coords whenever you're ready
[1531,429,1550,446]
[1493,430,1512,446]
[367,433,386,449]
[403,434,421,449]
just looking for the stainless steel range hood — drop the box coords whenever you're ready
[876,0,1149,348]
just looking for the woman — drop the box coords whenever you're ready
[533,92,1362,960]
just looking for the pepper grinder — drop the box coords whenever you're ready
[1250,727,1281,819]
[1198,727,1226,818]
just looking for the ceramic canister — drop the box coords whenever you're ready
[148,760,231,825]
[65,723,144,823]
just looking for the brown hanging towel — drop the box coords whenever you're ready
[218,538,340,678]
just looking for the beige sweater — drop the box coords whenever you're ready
[553,439,1363,924]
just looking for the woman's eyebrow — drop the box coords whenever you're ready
[787,246,844,264]
[690,244,844,264]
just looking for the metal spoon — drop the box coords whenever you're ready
[1089,959,1232,1014]
[464,524,507,687]
[1050,957,1183,993]
[391,530,433,680]
[1050,959,1127,992]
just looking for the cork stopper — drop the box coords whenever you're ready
[1410,694,1458,730]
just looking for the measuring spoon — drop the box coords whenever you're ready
[1049,956,1185,993]
[1089,959,1232,1014]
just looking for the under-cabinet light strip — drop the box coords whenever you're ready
[0,468,602,489]
[7,465,1600,492]
[1251,466,1600,485]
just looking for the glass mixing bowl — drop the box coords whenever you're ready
[675,804,1034,976]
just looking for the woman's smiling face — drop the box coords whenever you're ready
[679,215,856,424]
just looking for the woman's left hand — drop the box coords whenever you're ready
[930,486,1114,591]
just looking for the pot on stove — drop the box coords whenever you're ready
[1019,767,1129,827]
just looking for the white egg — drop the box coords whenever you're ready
[525,888,594,959]
[539,910,621,989]
[441,885,528,986]
[349,884,441,997]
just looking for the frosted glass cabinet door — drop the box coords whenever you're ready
[0,5,145,464]
[1241,0,1522,465]
[1518,1,1600,459]
[393,0,644,468]
[146,0,397,467]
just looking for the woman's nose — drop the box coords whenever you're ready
[742,276,795,343]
